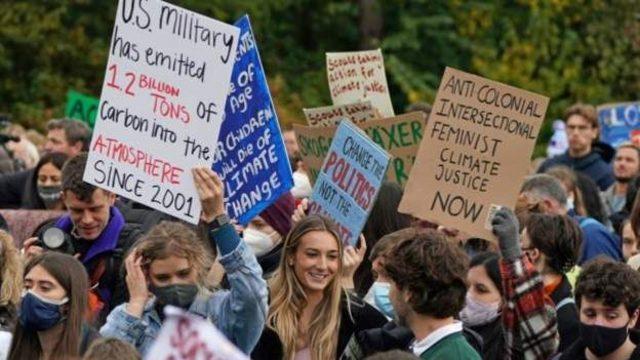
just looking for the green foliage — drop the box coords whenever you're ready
[0,0,638,155]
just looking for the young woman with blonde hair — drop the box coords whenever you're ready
[100,167,268,356]
[0,230,22,332]
[252,215,387,359]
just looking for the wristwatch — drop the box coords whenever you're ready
[207,213,231,232]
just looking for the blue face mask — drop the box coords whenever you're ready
[19,290,68,331]
[371,282,395,318]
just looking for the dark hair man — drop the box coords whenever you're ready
[23,153,141,324]
[382,228,480,359]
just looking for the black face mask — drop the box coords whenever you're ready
[579,321,629,357]
[150,284,198,310]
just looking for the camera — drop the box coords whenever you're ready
[37,228,75,255]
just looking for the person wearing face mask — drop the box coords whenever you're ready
[555,258,640,359]
[520,213,583,352]
[100,167,268,356]
[8,252,99,360]
[246,192,295,278]
[460,252,504,359]
[23,153,144,325]
[22,152,69,210]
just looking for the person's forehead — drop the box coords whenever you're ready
[617,147,638,158]
[26,265,62,286]
[150,256,191,273]
[298,231,339,252]
[566,114,590,126]
[581,298,625,311]
[66,189,109,206]
[47,128,66,139]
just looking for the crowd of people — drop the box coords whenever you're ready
[0,101,639,360]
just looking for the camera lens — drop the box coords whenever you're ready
[42,228,66,249]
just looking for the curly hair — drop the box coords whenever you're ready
[61,152,97,201]
[525,213,582,274]
[383,228,469,318]
[575,257,640,316]
[0,230,22,307]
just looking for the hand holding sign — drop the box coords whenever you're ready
[192,167,225,223]
[341,235,367,289]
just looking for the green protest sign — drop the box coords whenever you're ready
[64,90,99,128]
[294,111,425,187]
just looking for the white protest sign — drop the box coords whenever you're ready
[303,101,378,127]
[84,0,239,224]
[145,306,249,360]
[326,49,395,117]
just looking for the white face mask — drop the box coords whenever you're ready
[243,228,281,257]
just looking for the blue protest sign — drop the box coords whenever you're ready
[308,120,390,246]
[212,15,293,225]
[598,102,640,147]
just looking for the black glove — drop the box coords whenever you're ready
[491,207,521,261]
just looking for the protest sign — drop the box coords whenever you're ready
[84,0,239,224]
[64,90,100,128]
[294,111,425,187]
[309,120,390,246]
[399,67,548,240]
[145,306,249,360]
[303,101,378,127]
[212,15,292,225]
[598,102,640,147]
[326,49,395,117]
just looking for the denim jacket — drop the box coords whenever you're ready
[99,223,268,355]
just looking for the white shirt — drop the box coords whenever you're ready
[411,321,463,356]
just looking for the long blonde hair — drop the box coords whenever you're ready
[267,215,345,360]
[0,230,22,307]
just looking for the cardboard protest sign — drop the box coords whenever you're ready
[212,15,292,225]
[84,0,239,224]
[598,102,640,147]
[399,67,548,240]
[303,101,378,127]
[326,49,395,117]
[294,111,425,187]
[65,90,100,128]
[145,306,249,360]
[309,120,390,245]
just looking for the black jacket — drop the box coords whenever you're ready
[251,295,388,359]
[0,169,32,209]
[538,150,614,191]
[550,275,580,353]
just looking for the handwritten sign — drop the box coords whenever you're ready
[84,0,239,224]
[399,67,548,240]
[326,49,394,117]
[145,306,249,360]
[294,112,425,187]
[309,120,390,246]
[303,101,378,127]
[65,90,100,128]
[212,15,292,225]
[598,102,640,148]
